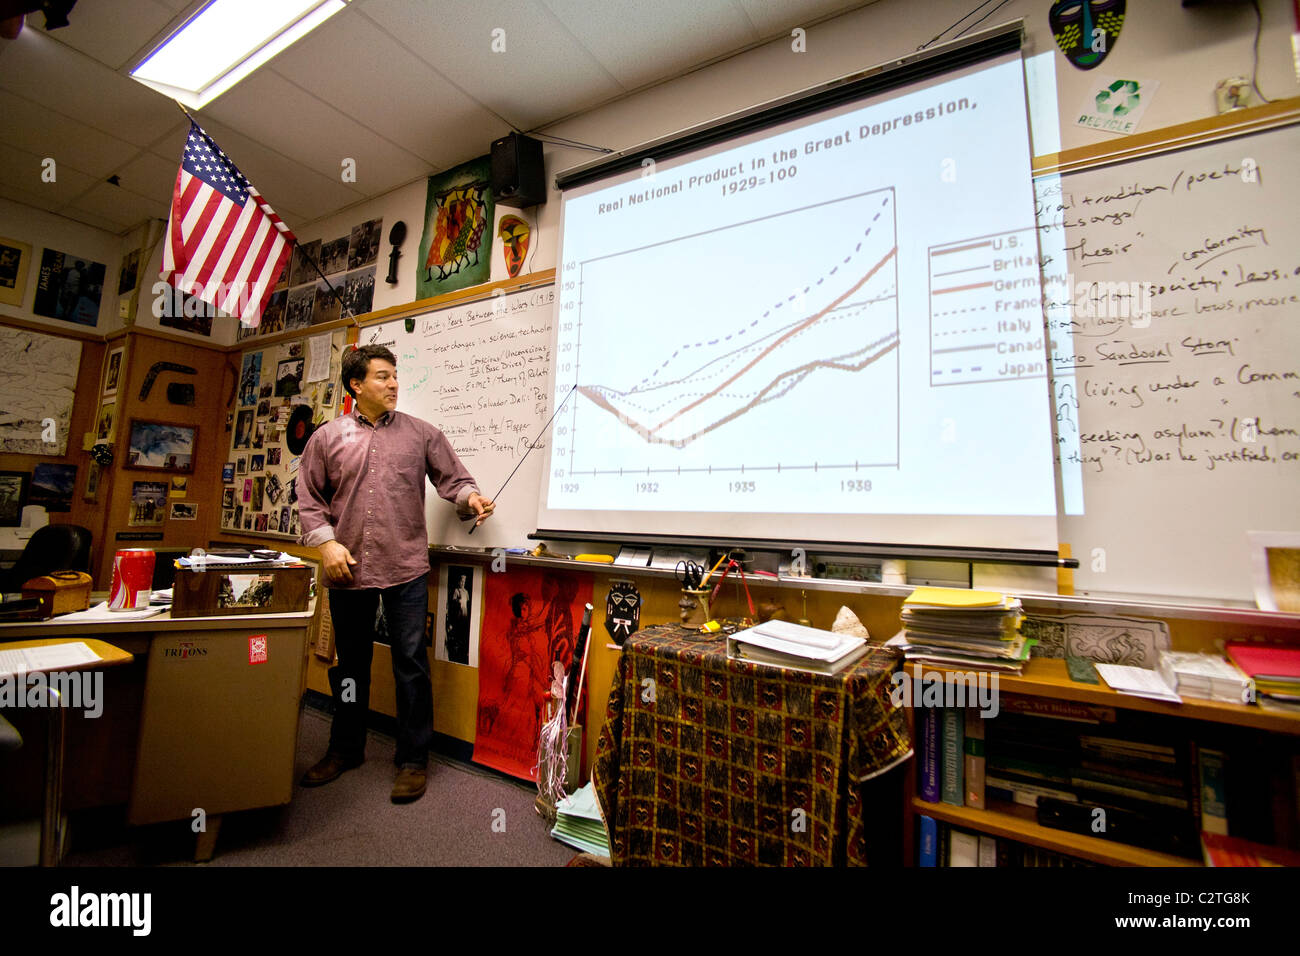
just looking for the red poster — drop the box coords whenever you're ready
[474,567,593,781]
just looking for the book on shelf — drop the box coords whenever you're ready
[941,707,964,807]
[922,821,1097,867]
[1036,796,1200,859]
[919,814,938,867]
[949,828,979,867]
[1194,744,1229,836]
[964,706,986,809]
[920,705,940,803]
[1201,831,1300,867]
[986,775,1079,808]
[1225,642,1300,702]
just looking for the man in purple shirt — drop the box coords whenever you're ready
[297,344,493,802]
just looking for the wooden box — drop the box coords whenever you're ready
[21,571,93,619]
[171,565,313,618]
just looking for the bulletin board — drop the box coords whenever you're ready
[220,328,349,539]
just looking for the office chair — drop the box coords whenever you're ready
[0,523,92,593]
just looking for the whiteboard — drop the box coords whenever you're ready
[367,284,556,549]
[1040,122,1300,602]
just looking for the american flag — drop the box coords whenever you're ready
[161,121,296,327]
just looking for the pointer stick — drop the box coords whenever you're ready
[467,384,578,535]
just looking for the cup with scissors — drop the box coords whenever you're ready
[675,559,705,590]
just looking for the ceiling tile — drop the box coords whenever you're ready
[270,6,505,169]
[202,69,427,197]
[0,140,99,210]
[116,148,183,206]
[542,0,757,90]
[0,28,184,148]
[734,0,873,37]
[28,0,180,71]
[190,116,358,225]
[357,0,624,129]
[0,90,140,180]
[71,181,170,233]
[0,179,123,235]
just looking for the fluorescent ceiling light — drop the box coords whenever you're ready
[131,0,347,109]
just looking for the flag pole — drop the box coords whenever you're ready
[172,101,354,327]
[291,238,355,327]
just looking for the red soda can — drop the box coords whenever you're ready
[109,549,156,610]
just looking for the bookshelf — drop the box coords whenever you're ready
[908,658,1300,736]
[903,658,1300,868]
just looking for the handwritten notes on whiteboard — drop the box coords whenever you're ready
[368,285,556,549]
[1037,123,1300,601]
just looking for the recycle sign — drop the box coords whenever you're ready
[1096,79,1140,117]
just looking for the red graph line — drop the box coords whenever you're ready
[646,244,897,435]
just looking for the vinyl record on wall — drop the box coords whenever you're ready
[286,404,316,455]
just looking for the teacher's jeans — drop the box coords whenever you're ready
[326,574,431,769]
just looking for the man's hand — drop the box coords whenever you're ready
[319,539,358,585]
[467,492,495,526]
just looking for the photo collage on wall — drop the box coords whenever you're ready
[238,218,381,341]
[221,329,347,539]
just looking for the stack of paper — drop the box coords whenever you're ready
[1225,643,1300,708]
[727,618,869,674]
[550,781,611,858]
[1158,651,1252,703]
[893,587,1030,673]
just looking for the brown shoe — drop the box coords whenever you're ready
[391,766,427,803]
[299,752,362,787]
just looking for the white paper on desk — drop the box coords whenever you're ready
[1095,663,1182,703]
[0,641,100,678]
[54,601,168,623]
[306,333,331,383]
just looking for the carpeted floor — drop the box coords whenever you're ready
[61,704,583,867]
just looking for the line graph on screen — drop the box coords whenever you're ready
[552,188,900,498]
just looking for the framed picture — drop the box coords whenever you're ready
[31,248,106,326]
[128,481,166,527]
[125,419,198,474]
[169,502,198,521]
[1248,532,1300,613]
[95,400,116,441]
[0,237,32,307]
[29,462,76,513]
[84,460,102,503]
[103,346,125,397]
[0,471,29,527]
[117,249,141,295]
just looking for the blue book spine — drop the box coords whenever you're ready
[921,706,940,802]
[919,814,938,867]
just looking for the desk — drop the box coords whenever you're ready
[1,638,133,865]
[593,626,912,866]
[0,603,314,860]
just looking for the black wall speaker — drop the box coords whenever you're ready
[490,132,547,208]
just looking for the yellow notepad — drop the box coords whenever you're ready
[903,587,1007,608]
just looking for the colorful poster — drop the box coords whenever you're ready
[473,567,592,782]
[415,156,494,299]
